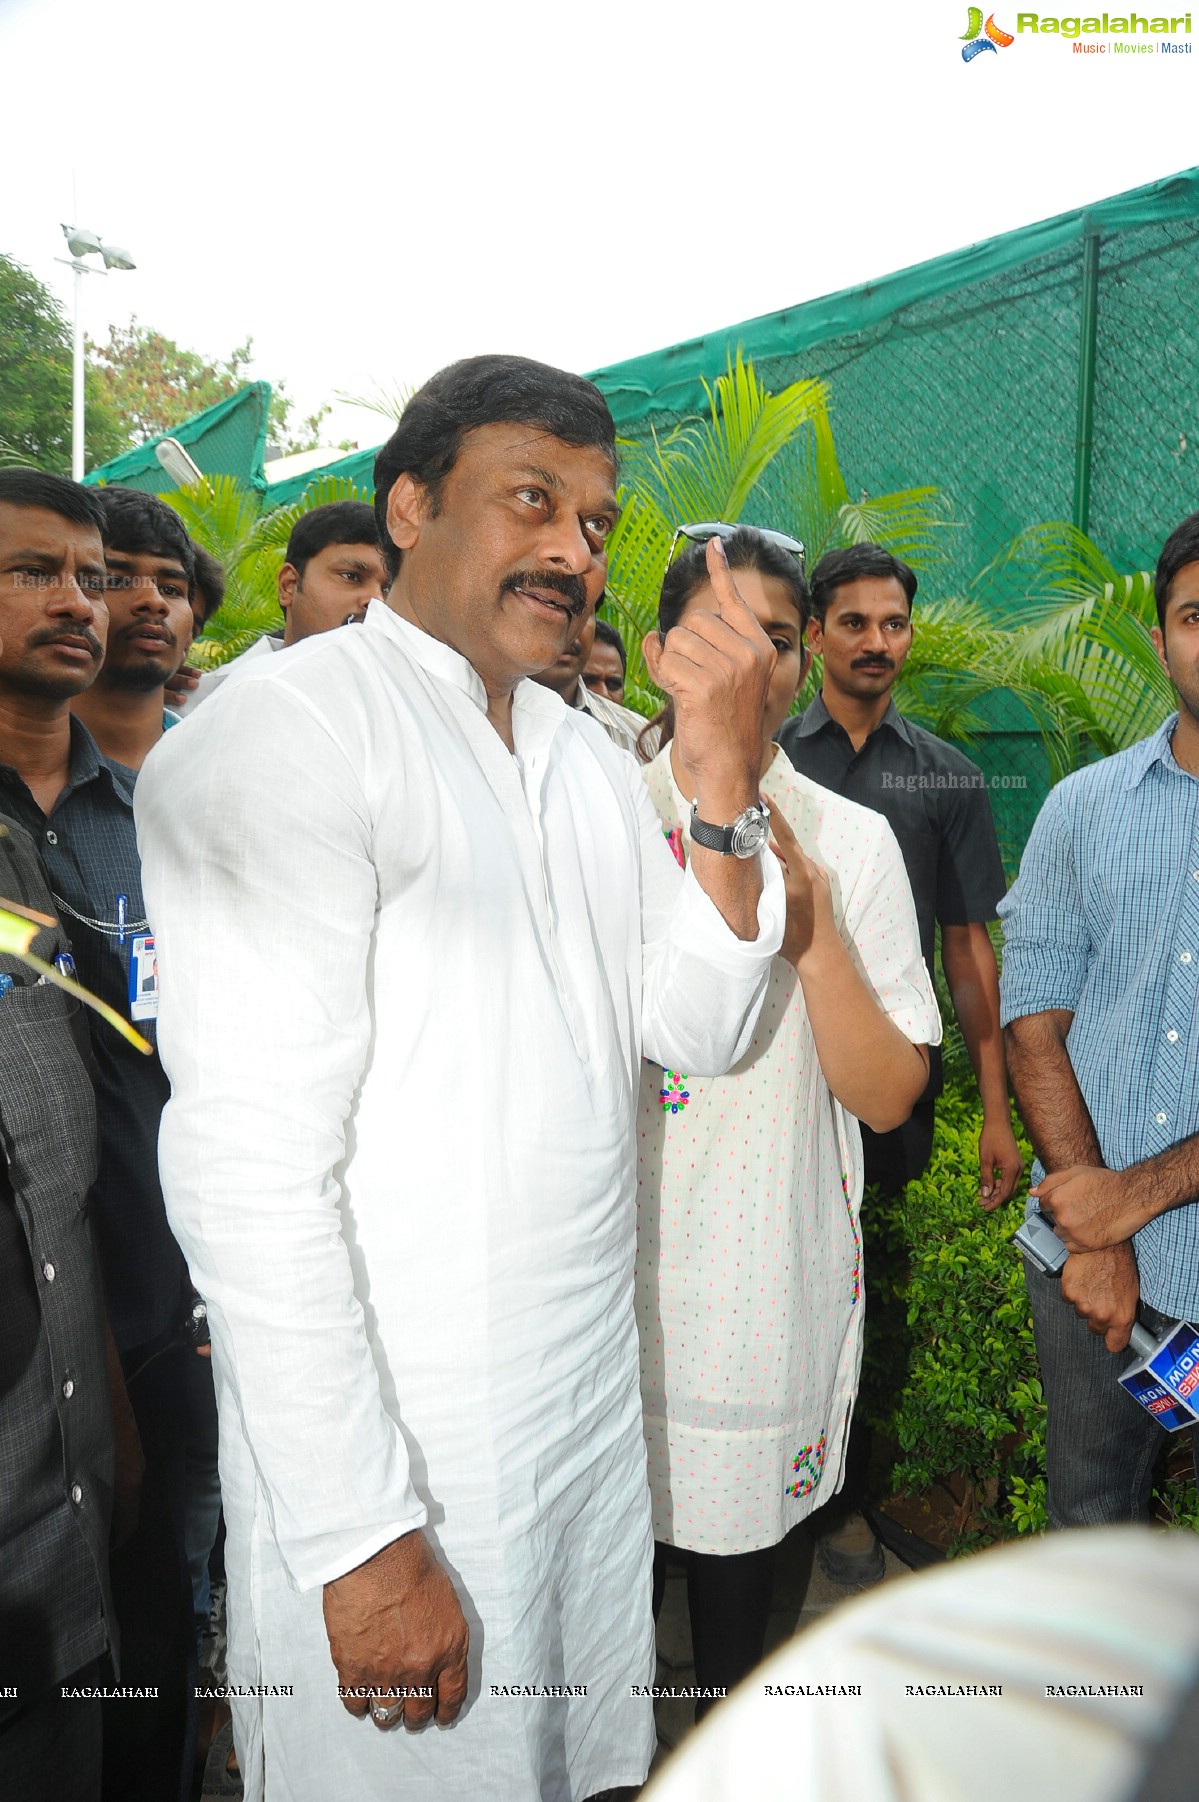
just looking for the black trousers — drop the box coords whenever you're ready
[0,1660,103,1802]
[652,1541,777,1703]
[101,1336,197,1802]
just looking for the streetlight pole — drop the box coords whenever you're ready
[57,225,136,481]
[71,259,86,481]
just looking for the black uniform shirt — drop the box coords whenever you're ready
[777,693,1007,1096]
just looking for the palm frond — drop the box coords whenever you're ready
[334,383,413,424]
[834,486,955,569]
[977,519,1168,754]
[604,489,673,698]
[622,351,827,529]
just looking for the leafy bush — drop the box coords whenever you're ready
[858,1079,1048,1545]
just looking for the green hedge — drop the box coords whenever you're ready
[858,1080,1047,1546]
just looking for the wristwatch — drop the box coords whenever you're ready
[689,800,771,859]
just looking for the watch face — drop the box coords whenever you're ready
[730,808,770,859]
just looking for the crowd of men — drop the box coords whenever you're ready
[2,351,1199,1802]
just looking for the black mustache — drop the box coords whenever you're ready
[28,626,104,658]
[503,571,587,617]
[852,657,894,671]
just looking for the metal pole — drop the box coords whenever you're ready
[71,260,85,481]
[1071,233,1100,537]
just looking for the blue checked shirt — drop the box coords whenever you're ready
[999,716,1199,1317]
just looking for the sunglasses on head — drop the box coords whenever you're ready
[665,520,806,579]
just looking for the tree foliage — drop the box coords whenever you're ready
[0,253,126,473]
[87,318,332,456]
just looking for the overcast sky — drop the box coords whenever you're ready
[2,0,1196,451]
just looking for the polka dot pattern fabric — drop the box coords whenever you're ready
[635,748,941,1555]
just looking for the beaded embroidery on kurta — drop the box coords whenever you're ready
[786,1432,827,1499]
[659,1072,690,1113]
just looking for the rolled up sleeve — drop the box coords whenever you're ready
[998,786,1092,1025]
[632,773,785,1075]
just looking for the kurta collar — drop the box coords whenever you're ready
[370,602,491,710]
[368,600,570,731]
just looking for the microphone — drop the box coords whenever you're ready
[1012,1206,1199,1431]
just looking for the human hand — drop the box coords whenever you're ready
[978,1114,1024,1211]
[769,801,834,970]
[164,665,202,705]
[1033,1165,1149,1251]
[1059,1242,1140,1352]
[645,537,774,819]
[323,1530,470,1730]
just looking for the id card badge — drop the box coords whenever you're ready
[129,933,159,1022]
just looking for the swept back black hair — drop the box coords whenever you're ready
[807,542,917,624]
[0,467,107,533]
[373,355,617,579]
[97,486,196,586]
[284,501,381,579]
[1155,511,1199,631]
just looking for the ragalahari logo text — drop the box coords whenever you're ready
[961,8,1016,55]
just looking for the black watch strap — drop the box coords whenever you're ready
[690,813,739,855]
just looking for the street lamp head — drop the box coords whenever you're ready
[62,224,102,259]
[155,438,205,488]
[101,244,136,272]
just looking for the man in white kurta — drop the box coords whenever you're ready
[135,363,784,1801]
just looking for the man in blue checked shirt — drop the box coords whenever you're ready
[1000,509,1199,1526]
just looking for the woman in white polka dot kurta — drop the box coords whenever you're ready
[635,527,940,1701]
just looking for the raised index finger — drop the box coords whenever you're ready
[705,536,766,640]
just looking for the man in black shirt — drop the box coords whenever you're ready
[0,519,120,1799]
[0,470,195,1799]
[777,543,1021,1577]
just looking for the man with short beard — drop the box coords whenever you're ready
[72,488,196,769]
[0,470,198,1801]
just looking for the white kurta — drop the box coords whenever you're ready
[636,748,940,1554]
[134,601,783,1802]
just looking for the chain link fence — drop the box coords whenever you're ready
[592,169,1199,869]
